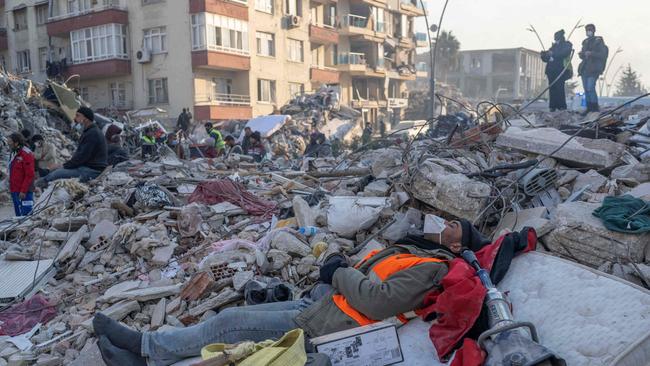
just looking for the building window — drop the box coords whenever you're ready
[191,13,249,55]
[16,50,31,73]
[110,82,127,108]
[144,27,167,54]
[285,0,301,16]
[332,44,338,65]
[36,4,49,25]
[256,32,275,57]
[255,0,273,14]
[70,24,128,64]
[257,79,276,103]
[212,78,233,97]
[142,0,165,5]
[39,47,48,72]
[289,82,304,97]
[67,0,91,14]
[287,39,303,62]
[325,5,336,27]
[148,78,168,104]
[13,8,28,31]
[79,87,89,101]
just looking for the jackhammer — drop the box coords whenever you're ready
[460,249,566,366]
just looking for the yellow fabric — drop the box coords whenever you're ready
[201,329,307,366]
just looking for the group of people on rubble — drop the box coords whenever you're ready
[204,124,267,162]
[5,107,109,217]
[541,23,608,113]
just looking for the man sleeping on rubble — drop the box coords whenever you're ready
[94,220,494,366]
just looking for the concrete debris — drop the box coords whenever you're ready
[3,69,650,365]
[496,127,626,168]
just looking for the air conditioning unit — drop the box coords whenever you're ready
[518,168,558,196]
[288,15,301,28]
[136,48,152,64]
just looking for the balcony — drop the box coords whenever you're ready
[340,14,386,40]
[47,5,128,36]
[192,47,251,71]
[415,32,428,47]
[190,0,248,21]
[399,0,425,16]
[194,93,252,120]
[0,28,7,51]
[336,52,366,72]
[310,0,337,4]
[66,59,131,80]
[388,98,408,108]
[309,24,338,45]
[310,67,340,84]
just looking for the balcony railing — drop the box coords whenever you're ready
[204,44,250,56]
[338,52,366,65]
[341,14,367,28]
[198,92,251,106]
[48,4,127,22]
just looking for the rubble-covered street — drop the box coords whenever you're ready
[1,68,650,366]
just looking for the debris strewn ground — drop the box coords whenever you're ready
[1,71,650,365]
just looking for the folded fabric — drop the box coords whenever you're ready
[593,195,650,233]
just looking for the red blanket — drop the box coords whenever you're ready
[417,228,537,365]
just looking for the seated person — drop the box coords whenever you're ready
[93,219,473,366]
[141,128,157,159]
[305,130,331,158]
[224,135,243,158]
[107,135,129,166]
[247,131,266,162]
[36,107,107,187]
[204,123,225,157]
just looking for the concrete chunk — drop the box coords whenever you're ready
[546,201,650,268]
[188,289,242,317]
[83,300,140,331]
[150,298,166,330]
[496,127,625,167]
[411,160,491,221]
[493,207,554,239]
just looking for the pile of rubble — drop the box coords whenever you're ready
[1,69,650,365]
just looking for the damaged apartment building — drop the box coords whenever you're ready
[0,0,424,126]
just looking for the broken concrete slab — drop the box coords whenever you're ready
[292,196,316,228]
[83,300,140,331]
[188,288,242,317]
[52,217,87,232]
[546,201,650,268]
[327,197,392,238]
[100,283,182,303]
[150,298,166,330]
[270,231,311,257]
[573,170,608,193]
[232,271,254,291]
[88,208,118,227]
[493,207,554,239]
[31,229,90,242]
[54,226,89,265]
[87,220,118,247]
[496,127,626,168]
[411,160,491,221]
[364,180,391,196]
[629,183,650,200]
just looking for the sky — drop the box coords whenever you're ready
[418,0,650,94]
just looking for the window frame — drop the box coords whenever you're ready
[286,38,304,63]
[255,31,275,57]
[257,79,276,103]
[13,8,28,31]
[143,26,168,54]
[70,24,128,64]
[148,78,169,105]
[110,82,127,108]
[16,50,31,73]
[255,0,273,14]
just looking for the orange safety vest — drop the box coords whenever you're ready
[332,250,445,326]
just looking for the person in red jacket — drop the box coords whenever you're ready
[7,133,35,216]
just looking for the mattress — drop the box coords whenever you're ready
[173,252,650,366]
[397,251,650,366]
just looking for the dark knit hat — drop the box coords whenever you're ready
[585,24,596,31]
[77,106,94,122]
[554,29,565,39]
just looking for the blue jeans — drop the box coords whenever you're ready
[582,75,599,105]
[141,299,313,366]
[11,192,34,216]
[44,166,102,183]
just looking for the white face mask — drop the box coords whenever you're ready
[74,123,83,132]
[425,214,447,245]
[587,31,594,38]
